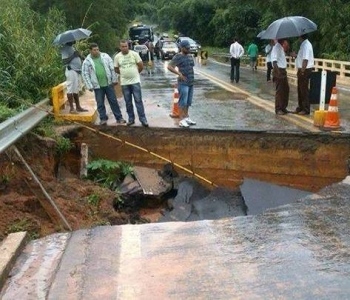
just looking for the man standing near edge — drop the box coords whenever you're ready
[229,38,244,83]
[293,34,314,115]
[114,40,149,127]
[271,39,290,115]
[167,40,196,128]
[82,43,126,125]
[60,41,88,113]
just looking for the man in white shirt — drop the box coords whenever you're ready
[229,38,244,83]
[114,40,148,127]
[293,34,314,115]
[271,39,290,115]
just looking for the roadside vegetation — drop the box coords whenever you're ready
[149,0,350,61]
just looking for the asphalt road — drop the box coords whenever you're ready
[134,57,350,133]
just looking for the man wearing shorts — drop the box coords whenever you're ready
[60,42,88,113]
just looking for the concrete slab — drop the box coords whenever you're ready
[133,166,172,196]
[0,232,27,290]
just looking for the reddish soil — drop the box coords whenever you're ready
[0,132,154,242]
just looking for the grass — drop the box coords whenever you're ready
[6,218,40,240]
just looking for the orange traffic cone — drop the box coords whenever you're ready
[323,87,340,130]
[169,84,180,118]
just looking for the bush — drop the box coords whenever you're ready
[86,159,134,190]
[0,0,66,120]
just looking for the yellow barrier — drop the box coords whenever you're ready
[52,82,67,117]
[51,82,97,122]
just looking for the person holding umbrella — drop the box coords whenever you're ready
[54,28,92,113]
[60,41,88,113]
[271,39,290,115]
[292,34,314,115]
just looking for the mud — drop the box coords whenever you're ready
[0,132,155,242]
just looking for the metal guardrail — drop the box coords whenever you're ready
[0,98,51,154]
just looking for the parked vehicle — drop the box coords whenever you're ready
[175,37,200,57]
[133,44,151,62]
[159,42,179,60]
[154,38,175,59]
[129,24,154,44]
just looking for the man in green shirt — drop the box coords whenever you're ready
[82,43,126,125]
[247,41,259,71]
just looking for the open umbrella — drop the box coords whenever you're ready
[257,30,266,39]
[52,28,92,46]
[260,16,317,39]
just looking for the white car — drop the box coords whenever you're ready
[133,45,150,61]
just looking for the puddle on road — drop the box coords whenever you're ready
[204,90,248,101]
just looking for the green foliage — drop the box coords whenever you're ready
[6,218,40,240]
[34,117,74,156]
[0,103,16,123]
[30,0,142,54]
[114,188,125,209]
[33,116,57,138]
[0,0,65,121]
[146,0,350,60]
[55,136,73,155]
[86,159,134,190]
[1,162,15,184]
[87,193,101,207]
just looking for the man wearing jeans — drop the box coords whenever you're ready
[82,43,126,125]
[167,40,196,128]
[114,40,148,127]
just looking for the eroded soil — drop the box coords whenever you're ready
[0,132,152,242]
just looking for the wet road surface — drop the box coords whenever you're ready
[133,58,350,133]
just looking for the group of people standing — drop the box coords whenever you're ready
[60,38,196,128]
[229,34,314,116]
[60,40,149,127]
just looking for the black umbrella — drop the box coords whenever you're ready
[260,16,317,39]
[53,28,92,46]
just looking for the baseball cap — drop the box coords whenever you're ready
[180,40,191,49]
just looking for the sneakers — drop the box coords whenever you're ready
[77,107,88,112]
[141,122,149,127]
[117,118,126,124]
[126,121,135,126]
[179,119,190,128]
[185,117,196,125]
[100,120,107,125]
